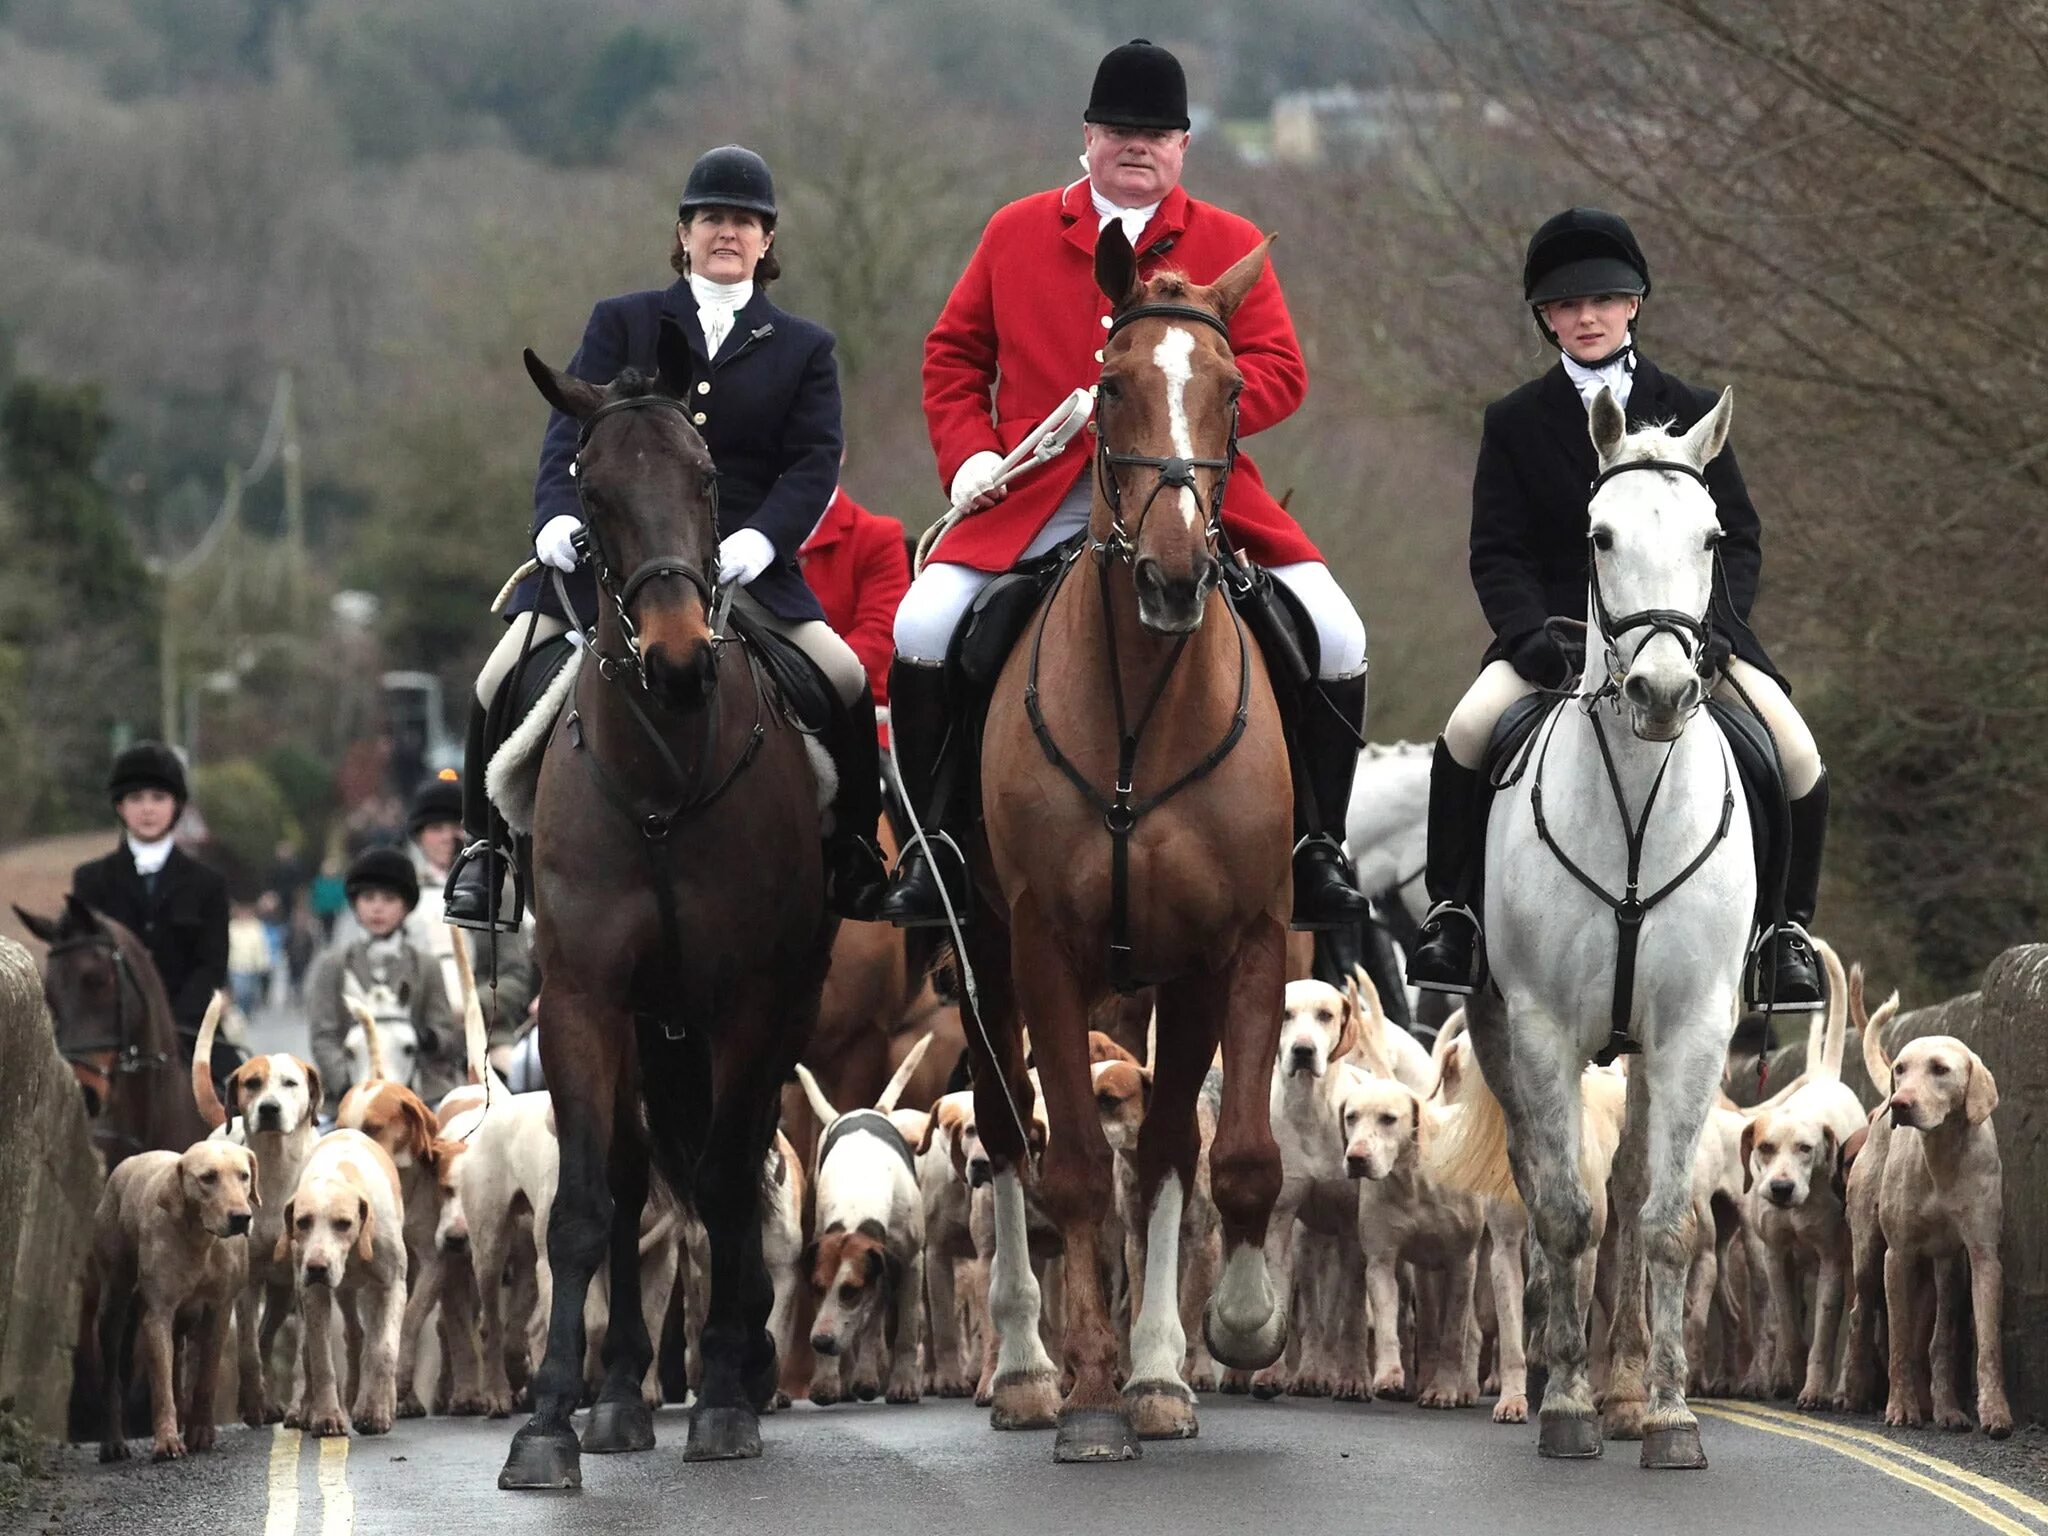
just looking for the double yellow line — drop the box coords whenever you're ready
[1698,1401,2047,1535]
[263,1428,354,1536]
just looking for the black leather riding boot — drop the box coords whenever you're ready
[1291,674,1371,930]
[822,685,889,922]
[1406,738,1492,995]
[878,659,972,929]
[1753,768,1829,1013]
[444,695,518,932]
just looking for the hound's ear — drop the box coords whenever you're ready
[403,1095,438,1165]
[1680,386,1735,469]
[1095,220,1140,311]
[1964,1053,2000,1126]
[1821,1124,1843,1200]
[800,1239,820,1280]
[1739,1116,1761,1193]
[915,1112,940,1157]
[1410,1096,1426,1163]
[1208,233,1275,322]
[1332,981,1363,1064]
[13,906,62,945]
[1588,386,1628,464]
[274,1201,294,1263]
[303,1061,325,1118]
[523,349,604,421]
[245,1149,262,1206]
[354,1197,375,1263]
[1139,1067,1153,1108]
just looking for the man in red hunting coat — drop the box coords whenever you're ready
[881,38,1371,930]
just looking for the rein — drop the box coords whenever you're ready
[1026,299,1253,993]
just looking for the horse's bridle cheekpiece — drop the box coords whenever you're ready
[1091,303,1241,563]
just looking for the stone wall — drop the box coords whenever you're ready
[0,937,103,1438]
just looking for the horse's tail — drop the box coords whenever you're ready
[877,1032,935,1114]
[1851,962,1902,1090]
[191,991,230,1129]
[1424,1037,1520,1206]
[346,998,392,1082]
[1812,937,1849,1082]
[794,1063,840,1131]
[448,927,492,1106]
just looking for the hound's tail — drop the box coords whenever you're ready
[794,1063,840,1131]
[1424,1036,1520,1205]
[448,927,493,1106]
[1346,965,1393,1078]
[1851,962,1902,1090]
[1811,937,1849,1082]
[191,991,230,1129]
[876,1032,935,1114]
[346,998,392,1083]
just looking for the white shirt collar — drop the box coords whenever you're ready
[1084,163,1161,246]
[689,273,754,356]
[1562,339,1636,410]
[128,832,176,876]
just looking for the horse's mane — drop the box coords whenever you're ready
[610,367,657,399]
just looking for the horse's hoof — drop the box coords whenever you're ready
[1203,1302,1285,1373]
[1538,1415,1603,1459]
[498,1425,582,1490]
[684,1405,761,1462]
[1641,1423,1707,1470]
[1053,1408,1141,1463]
[581,1398,655,1455]
[1124,1381,1199,1440]
[1602,1396,1645,1441]
[989,1370,1060,1430]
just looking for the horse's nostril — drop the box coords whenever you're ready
[1623,675,1653,708]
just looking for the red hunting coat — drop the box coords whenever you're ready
[923,179,1323,572]
[799,486,910,710]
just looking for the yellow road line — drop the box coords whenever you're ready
[1696,1403,2037,1536]
[1708,1400,2048,1528]
[317,1435,354,1536]
[264,1427,302,1536]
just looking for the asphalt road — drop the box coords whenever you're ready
[16,1396,2048,1536]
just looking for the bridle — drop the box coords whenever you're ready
[1584,456,1719,701]
[1090,303,1241,563]
[44,930,164,1147]
[568,393,728,690]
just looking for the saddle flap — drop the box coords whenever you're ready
[948,535,1083,689]
[1483,692,1563,787]
[732,608,836,734]
[1705,696,1789,922]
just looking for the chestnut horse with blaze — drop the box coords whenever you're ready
[496,354,834,1489]
[964,227,1294,1460]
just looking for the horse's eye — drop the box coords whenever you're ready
[1591,528,1614,552]
[1097,377,1121,401]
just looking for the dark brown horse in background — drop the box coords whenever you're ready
[496,354,835,1489]
[16,894,206,1167]
[961,228,1297,1460]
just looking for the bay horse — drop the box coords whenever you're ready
[496,355,835,1489]
[963,226,1295,1461]
[16,894,207,1167]
[1455,387,1754,1468]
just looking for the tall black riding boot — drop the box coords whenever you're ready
[1752,768,1829,1013]
[444,695,519,932]
[878,660,973,928]
[1406,738,1493,995]
[822,685,890,922]
[1291,674,1372,930]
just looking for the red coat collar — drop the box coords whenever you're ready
[801,487,853,552]
[1058,180,1191,257]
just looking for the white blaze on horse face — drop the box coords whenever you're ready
[1151,326,1202,531]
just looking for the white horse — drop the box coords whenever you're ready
[1345,741,1431,927]
[1459,385,1754,1468]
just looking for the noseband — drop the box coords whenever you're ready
[1092,304,1241,563]
[1585,456,1718,693]
[571,393,724,688]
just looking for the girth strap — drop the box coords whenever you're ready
[1529,703,1737,1065]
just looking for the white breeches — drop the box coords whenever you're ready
[1443,656,1821,796]
[477,593,865,709]
[893,483,1368,679]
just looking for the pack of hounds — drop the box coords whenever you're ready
[86,927,2008,1464]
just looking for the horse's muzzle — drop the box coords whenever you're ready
[645,639,717,707]
[1133,554,1217,635]
[1623,671,1699,741]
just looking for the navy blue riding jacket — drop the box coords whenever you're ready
[507,279,840,626]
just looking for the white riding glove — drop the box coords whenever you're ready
[535,514,583,573]
[717,527,777,587]
[950,449,1008,511]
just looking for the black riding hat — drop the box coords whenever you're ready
[344,845,420,913]
[678,145,777,223]
[1084,39,1190,131]
[1523,207,1651,305]
[108,741,187,809]
[406,773,464,836]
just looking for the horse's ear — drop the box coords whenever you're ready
[1095,220,1140,311]
[1208,234,1275,323]
[13,906,62,945]
[1587,386,1628,464]
[523,349,603,421]
[654,315,706,402]
[1680,386,1734,469]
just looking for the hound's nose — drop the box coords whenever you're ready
[1288,1043,1319,1074]
[810,1333,839,1357]
[227,1211,253,1236]
[442,1230,470,1255]
[1345,1155,1370,1179]
[304,1261,332,1286]
[967,1158,992,1189]
[1767,1178,1796,1206]
[256,1102,284,1129]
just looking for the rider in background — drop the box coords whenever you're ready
[444,145,889,929]
[886,38,1370,930]
[402,769,533,1045]
[1405,207,1827,1011]
[799,471,911,745]
[306,845,459,1104]
[71,741,236,1086]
